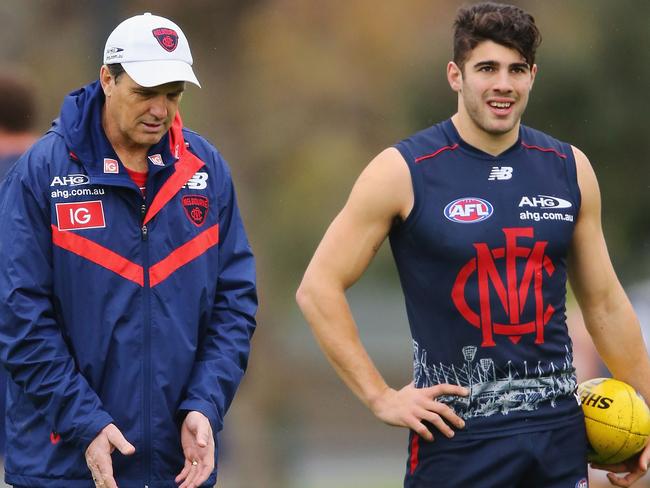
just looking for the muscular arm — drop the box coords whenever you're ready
[296,148,467,441]
[568,146,650,485]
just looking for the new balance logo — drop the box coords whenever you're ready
[488,166,513,181]
[183,171,209,190]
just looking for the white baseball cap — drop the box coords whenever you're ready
[103,13,200,88]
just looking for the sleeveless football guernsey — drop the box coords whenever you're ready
[391,119,583,438]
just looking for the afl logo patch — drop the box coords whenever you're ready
[575,479,588,488]
[152,28,178,52]
[444,197,493,223]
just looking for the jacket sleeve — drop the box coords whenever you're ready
[0,160,113,451]
[177,163,257,433]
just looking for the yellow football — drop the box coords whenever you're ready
[578,378,650,464]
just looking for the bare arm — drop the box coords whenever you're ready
[296,148,467,441]
[568,146,650,486]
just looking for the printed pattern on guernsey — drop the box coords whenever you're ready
[0,80,257,488]
[390,119,583,442]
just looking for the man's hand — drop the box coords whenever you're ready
[591,442,650,487]
[369,382,469,441]
[85,423,136,488]
[175,411,215,488]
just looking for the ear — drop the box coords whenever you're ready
[99,65,114,97]
[530,63,538,90]
[447,61,463,93]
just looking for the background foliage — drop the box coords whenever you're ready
[1,1,648,486]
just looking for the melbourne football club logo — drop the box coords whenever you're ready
[451,227,555,347]
[444,197,493,223]
[182,195,209,227]
[152,28,178,52]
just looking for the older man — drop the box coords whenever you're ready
[0,13,257,488]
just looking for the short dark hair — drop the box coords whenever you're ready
[0,75,37,132]
[106,63,126,83]
[453,2,541,69]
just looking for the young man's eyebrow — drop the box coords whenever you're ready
[473,60,499,68]
[472,60,530,70]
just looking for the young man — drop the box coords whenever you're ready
[297,3,650,487]
[0,13,257,488]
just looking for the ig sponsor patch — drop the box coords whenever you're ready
[104,158,119,174]
[56,201,106,231]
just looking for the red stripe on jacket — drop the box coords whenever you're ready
[51,225,144,286]
[149,225,219,287]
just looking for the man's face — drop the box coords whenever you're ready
[449,40,537,137]
[101,67,185,150]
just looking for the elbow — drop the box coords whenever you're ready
[296,271,329,319]
[295,276,314,314]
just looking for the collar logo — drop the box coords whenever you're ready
[148,154,164,166]
[182,195,209,227]
[104,158,119,174]
[152,28,178,52]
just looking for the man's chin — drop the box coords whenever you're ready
[135,132,166,147]
[482,119,518,136]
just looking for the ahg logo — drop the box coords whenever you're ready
[50,174,90,187]
[519,195,572,209]
[451,227,555,347]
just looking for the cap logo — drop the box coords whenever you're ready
[152,28,178,52]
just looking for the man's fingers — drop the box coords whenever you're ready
[178,460,199,488]
[607,471,636,488]
[195,424,210,448]
[639,451,650,472]
[418,409,456,438]
[93,459,118,488]
[175,459,192,483]
[424,384,469,398]
[87,462,102,487]
[106,425,136,456]
[424,399,466,429]
[408,417,434,442]
[195,461,213,486]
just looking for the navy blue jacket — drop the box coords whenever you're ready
[0,81,257,487]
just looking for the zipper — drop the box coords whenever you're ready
[141,198,152,486]
[141,203,148,240]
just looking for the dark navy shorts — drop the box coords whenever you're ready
[404,419,589,488]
